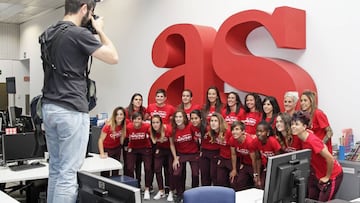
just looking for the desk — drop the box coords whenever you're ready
[0,153,122,183]
[236,188,263,203]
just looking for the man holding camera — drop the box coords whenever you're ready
[40,0,118,202]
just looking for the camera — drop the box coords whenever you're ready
[86,14,99,34]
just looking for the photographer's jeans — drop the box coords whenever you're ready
[42,103,89,203]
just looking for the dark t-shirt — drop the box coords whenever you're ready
[42,21,102,113]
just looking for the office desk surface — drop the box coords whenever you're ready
[0,153,122,183]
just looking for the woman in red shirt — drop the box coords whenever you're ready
[300,90,333,154]
[98,106,126,177]
[262,96,281,131]
[243,92,263,138]
[274,112,302,153]
[211,113,232,187]
[124,93,147,184]
[150,115,174,201]
[229,121,257,191]
[177,89,201,120]
[291,111,343,201]
[124,112,152,200]
[252,121,281,189]
[202,86,223,122]
[170,110,199,203]
[222,91,245,125]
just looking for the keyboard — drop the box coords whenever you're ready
[9,163,46,171]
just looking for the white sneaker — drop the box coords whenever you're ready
[144,190,150,200]
[167,191,174,202]
[153,190,165,200]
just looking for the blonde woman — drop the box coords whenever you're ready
[98,106,126,177]
[300,90,333,153]
[283,91,299,116]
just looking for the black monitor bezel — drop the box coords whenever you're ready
[263,149,311,203]
[2,132,44,165]
[77,171,141,203]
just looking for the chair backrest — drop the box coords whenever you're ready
[183,186,236,203]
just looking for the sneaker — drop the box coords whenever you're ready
[164,186,170,195]
[144,190,150,200]
[150,186,155,194]
[153,190,165,200]
[167,191,174,202]
[174,194,183,203]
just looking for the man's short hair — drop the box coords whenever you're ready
[65,0,95,15]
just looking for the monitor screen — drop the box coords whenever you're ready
[78,171,141,203]
[263,149,311,203]
[2,132,44,165]
[6,77,16,94]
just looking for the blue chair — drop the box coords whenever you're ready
[183,186,236,203]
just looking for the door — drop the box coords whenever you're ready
[0,83,8,111]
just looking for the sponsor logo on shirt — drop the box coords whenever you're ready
[176,134,192,143]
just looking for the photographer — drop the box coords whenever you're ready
[40,0,118,202]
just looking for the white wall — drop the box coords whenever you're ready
[0,59,30,110]
[0,23,19,59]
[19,0,360,144]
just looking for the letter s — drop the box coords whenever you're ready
[213,6,317,107]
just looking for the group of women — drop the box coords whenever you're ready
[97,87,343,202]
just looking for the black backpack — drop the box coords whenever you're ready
[30,95,46,154]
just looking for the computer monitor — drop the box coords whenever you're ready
[78,171,141,203]
[2,132,44,166]
[263,149,311,203]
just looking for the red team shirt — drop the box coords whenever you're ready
[125,107,147,122]
[229,134,255,166]
[204,106,217,122]
[153,124,172,149]
[190,124,204,143]
[201,127,220,151]
[183,104,201,119]
[281,135,303,152]
[310,109,332,154]
[173,124,199,154]
[265,117,276,131]
[252,136,281,167]
[243,111,262,135]
[217,129,233,159]
[126,122,152,149]
[101,123,122,149]
[221,108,246,125]
[302,132,342,180]
[147,103,176,124]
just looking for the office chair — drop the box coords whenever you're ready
[183,186,236,203]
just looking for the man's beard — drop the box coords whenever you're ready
[80,10,91,27]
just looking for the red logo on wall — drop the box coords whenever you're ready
[150,6,317,108]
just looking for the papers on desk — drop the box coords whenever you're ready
[236,188,263,203]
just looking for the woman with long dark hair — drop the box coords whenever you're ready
[202,86,223,122]
[170,110,199,203]
[222,91,246,125]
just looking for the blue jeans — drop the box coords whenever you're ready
[42,103,89,203]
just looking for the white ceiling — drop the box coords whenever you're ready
[0,0,64,24]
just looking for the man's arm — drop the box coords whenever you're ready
[91,16,118,64]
